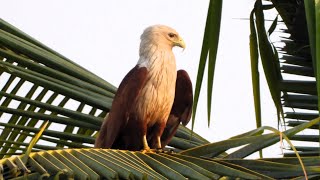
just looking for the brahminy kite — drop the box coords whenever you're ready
[95,25,193,151]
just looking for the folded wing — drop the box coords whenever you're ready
[95,66,148,148]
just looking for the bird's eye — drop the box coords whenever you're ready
[168,33,176,38]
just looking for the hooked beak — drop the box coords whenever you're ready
[174,37,186,50]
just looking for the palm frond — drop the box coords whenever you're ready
[1,118,319,179]
[264,0,320,156]
[192,0,222,128]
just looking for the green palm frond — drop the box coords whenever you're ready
[1,117,320,179]
[192,0,222,128]
[0,17,110,156]
[265,0,320,156]
[223,0,320,157]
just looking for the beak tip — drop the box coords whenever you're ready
[180,41,186,50]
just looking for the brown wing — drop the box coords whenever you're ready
[95,65,148,148]
[161,70,193,147]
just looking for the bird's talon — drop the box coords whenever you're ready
[141,147,151,154]
[140,148,164,154]
[155,148,164,153]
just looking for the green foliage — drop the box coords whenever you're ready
[251,0,283,125]
[2,121,320,179]
[192,0,222,128]
[250,8,262,129]
[269,0,320,157]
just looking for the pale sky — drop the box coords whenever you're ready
[1,1,283,157]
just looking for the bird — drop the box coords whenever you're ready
[94,25,193,151]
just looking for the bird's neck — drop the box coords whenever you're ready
[137,43,175,70]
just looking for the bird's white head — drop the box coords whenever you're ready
[139,25,185,55]
[138,25,185,68]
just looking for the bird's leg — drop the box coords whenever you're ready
[141,134,162,153]
[156,136,161,149]
[142,134,150,151]
[141,121,166,153]
[151,121,166,153]
[141,134,153,153]
[153,135,164,153]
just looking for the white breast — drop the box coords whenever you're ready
[135,50,177,126]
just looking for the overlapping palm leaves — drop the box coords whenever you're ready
[266,0,320,157]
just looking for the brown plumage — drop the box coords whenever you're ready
[95,25,193,151]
